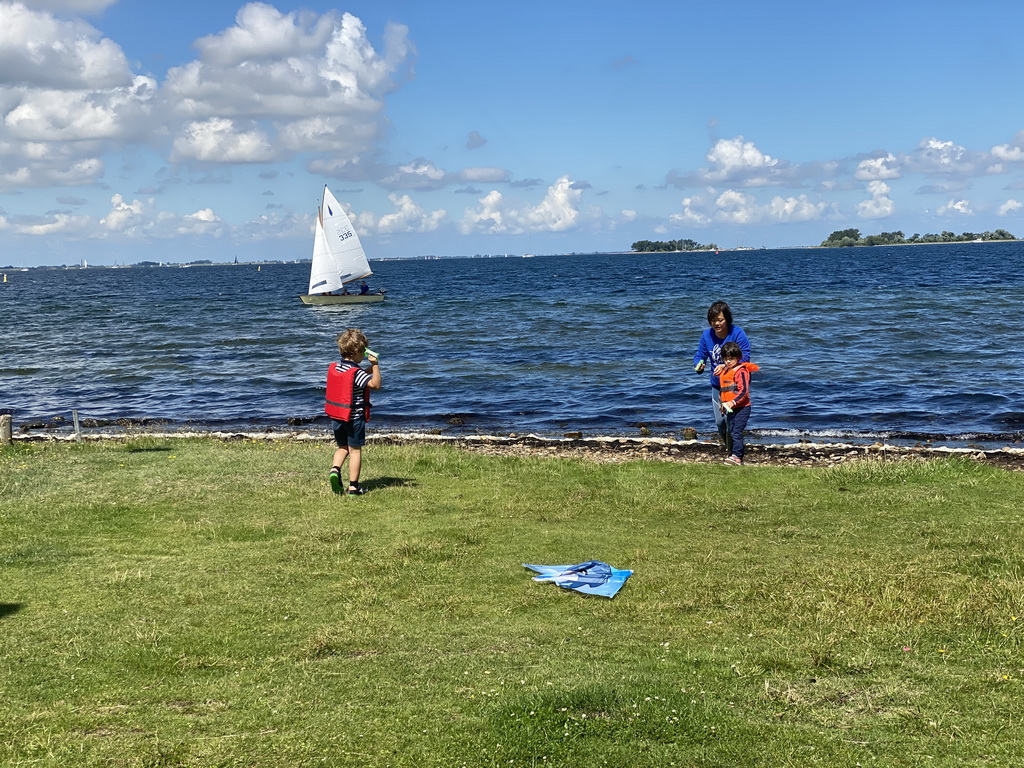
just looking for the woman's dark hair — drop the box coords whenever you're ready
[707,301,733,326]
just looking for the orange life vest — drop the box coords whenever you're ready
[719,362,759,409]
[325,362,371,421]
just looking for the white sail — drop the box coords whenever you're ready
[306,186,372,295]
[307,214,340,294]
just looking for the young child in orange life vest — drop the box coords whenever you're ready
[325,328,382,495]
[718,341,759,466]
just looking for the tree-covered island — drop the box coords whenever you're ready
[632,238,719,252]
[820,228,1016,247]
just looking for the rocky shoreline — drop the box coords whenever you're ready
[13,429,1024,471]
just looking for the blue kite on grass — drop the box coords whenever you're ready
[523,561,632,598]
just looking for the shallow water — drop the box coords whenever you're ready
[3,242,1024,446]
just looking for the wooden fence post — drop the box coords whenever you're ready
[0,414,11,446]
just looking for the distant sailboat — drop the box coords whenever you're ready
[298,186,384,305]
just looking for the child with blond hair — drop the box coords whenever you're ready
[325,328,381,494]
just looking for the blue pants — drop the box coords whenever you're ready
[725,406,750,459]
[711,388,728,447]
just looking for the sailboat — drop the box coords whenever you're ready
[298,186,384,305]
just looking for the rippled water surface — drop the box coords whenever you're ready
[3,242,1024,444]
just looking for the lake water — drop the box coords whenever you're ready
[3,242,1024,447]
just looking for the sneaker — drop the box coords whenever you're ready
[329,469,343,494]
[347,482,367,495]
[724,455,743,466]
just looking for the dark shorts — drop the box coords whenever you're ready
[331,416,366,448]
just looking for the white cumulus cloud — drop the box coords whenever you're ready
[937,198,974,217]
[668,137,785,188]
[855,153,902,181]
[992,132,1024,163]
[166,5,414,165]
[0,2,131,88]
[459,176,583,235]
[176,208,225,237]
[0,2,158,189]
[171,118,276,163]
[377,193,446,233]
[670,189,829,226]
[998,199,1022,216]
[100,193,146,234]
[856,180,895,219]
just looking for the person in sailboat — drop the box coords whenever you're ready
[325,328,382,496]
[359,280,370,295]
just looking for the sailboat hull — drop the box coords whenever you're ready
[298,293,385,305]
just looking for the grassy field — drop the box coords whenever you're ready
[1,437,1022,767]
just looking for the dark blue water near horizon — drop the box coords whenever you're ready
[3,242,1024,447]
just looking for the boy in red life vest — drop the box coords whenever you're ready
[325,328,382,495]
[718,341,759,466]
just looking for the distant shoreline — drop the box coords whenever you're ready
[4,239,1021,271]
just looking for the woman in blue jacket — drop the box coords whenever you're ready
[693,301,751,450]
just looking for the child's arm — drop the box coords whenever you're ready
[366,357,382,390]
[733,367,751,405]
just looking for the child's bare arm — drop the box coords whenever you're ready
[367,359,382,390]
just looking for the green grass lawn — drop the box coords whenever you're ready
[1,437,1022,767]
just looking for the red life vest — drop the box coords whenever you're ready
[719,362,759,408]
[325,362,371,421]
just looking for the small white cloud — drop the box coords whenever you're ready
[670,196,712,226]
[669,137,780,188]
[376,193,446,233]
[466,130,487,150]
[765,194,830,222]
[856,180,895,219]
[666,136,832,189]
[379,159,447,190]
[937,198,974,217]
[992,131,1024,163]
[176,208,225,236]
[998,199,1023,216]
[714,189,762,224]
[100,193,146,233]
[855,153,902,181]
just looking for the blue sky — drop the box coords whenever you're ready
[2,0,1023,266]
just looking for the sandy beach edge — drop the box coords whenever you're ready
[11,429,1024,471]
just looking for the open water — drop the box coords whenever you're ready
[3,242,1024,446]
